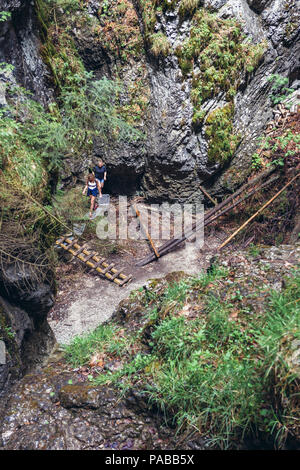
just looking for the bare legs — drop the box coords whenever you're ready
[89,195,95,219]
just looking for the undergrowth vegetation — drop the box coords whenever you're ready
[0,76,141,189]
[181,9,265,164]
[88,0,150,125]
[36,0,86,91]
[64,266,300,449]
[91,0,144,62]
[52,187,88,225]
[204,103,240,165]
[0,0,143,278]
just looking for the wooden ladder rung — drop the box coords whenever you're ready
[73,245,86,256]
[66,239,78,250]
[83,252,96,263]
[119,275,132,286]
[102,263,115,274]
[111,269,124,280]
[93,258,106,269]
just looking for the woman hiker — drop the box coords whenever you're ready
[93,159,107,191]
[82,173,102,219]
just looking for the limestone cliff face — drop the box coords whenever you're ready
[0,0,53,104]
[1,0,298,201]
[136,0,299,201]
[66,0,299,201]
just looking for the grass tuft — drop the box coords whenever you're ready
[150,32,171,56]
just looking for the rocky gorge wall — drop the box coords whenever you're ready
[0,0,298,201]
[0,0,53,105]
[0,263,56,409]
[134,0,299,201]
[0,0,57,399]
[68,0,299,201]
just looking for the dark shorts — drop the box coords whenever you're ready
[96,178,104,185]
[87,188,98,197]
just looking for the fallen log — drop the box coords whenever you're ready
[198,185,217,206]
[136,173,280,266]
[132,204,160,258]
[217,173,300,251]
[154,175,280,259]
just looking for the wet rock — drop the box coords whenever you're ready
[203,0,229,10]
[0,364,176,450]
[58,383,101,410]
[125,388,152,413]
[93,138,146,195]
[0,295,55,400]
[0,250,56,398]
[0,0,53,105]
[0,262,55,319]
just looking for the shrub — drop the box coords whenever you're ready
[0,76,142,189]
[204,103,241,164]
[179,0,200,17]
[150,32,171,56]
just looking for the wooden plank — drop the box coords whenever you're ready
[132,204,160,258]
[198,185,217,206]
[218,173,300,251]
[135,173,280,266]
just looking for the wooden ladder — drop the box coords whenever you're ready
[56,236,133,287]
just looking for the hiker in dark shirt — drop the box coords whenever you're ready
[93,159,107,190]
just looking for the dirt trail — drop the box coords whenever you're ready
[48,228,228,344]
